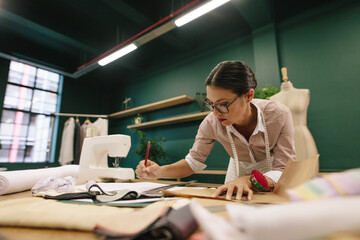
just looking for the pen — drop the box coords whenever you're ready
[145,141,150,167]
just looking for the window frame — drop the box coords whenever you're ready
[0,60,63,168]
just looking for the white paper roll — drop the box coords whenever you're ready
[0,165,79,195]
[226,197,360,240]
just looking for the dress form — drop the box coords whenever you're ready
[270,67,319,174]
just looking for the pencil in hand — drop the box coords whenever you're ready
[144,141,150,167]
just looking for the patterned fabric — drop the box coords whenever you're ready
[286,168,360,201]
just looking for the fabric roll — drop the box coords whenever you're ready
[190,197,360,240]
[226,196,360,240]
[0,165,79,195]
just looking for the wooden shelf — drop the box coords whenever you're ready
[109,95,194,119]
[127,111,211,130]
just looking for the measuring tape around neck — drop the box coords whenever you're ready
[226,111,272,178]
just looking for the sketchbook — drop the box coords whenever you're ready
[44,181,197,206]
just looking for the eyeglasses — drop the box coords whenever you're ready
[203,96,239,114]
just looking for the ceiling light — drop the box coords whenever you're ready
[98,43,137,66]
[175,0,230,27]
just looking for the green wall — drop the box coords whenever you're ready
[276,1,360,170]
[106,36,254,183]
[53,73,111,163]
[104,0,360,182]
[2,0,359,176]
[252,23,280,87]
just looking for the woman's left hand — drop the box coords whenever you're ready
[212,176,253,200]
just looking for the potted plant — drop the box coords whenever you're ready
[254,84,280,99]
[134,130,167,164]
[132,114,143,125]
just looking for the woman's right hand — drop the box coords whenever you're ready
[135,159,161,179]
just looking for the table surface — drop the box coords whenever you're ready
[1,180,359,240]
[0,180,223,240]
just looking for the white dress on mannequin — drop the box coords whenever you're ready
[270,68,318,174]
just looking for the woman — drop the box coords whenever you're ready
[135,61,296,200]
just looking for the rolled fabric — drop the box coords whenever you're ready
[191,197,360,240]
[226,197,360,240]
[0,165,79,195]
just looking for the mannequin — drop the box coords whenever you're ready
[270,67,319,174]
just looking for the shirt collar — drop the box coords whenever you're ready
[228,101,264,136]
[251,101,264,135]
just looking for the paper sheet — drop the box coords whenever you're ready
[226,196,360,240]
[190,197,360,240]
[190,200,240,240]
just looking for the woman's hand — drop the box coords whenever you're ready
[135,159,161,179]
[212,176,253,200]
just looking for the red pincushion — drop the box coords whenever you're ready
[251,169,269,190]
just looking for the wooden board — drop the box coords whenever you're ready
[110,95,194,118]
[127,111,210,129]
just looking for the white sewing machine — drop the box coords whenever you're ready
[78,134,135,181]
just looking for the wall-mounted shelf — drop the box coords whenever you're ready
[127,111,211,130]
[109,95,194,119]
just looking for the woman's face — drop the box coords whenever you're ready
[206,85,252,126]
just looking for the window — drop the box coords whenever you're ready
[0,61,63,163]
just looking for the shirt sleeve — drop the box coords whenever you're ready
[270,105,296,171]
[185,153,207,172]
[264,170,283,183]
[187,114,216,171]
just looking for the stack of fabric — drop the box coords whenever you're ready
[286,168,360,201]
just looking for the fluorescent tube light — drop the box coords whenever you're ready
[175,0,230,27]
[98,43,137,66]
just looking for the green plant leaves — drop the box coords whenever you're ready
[134,130,167,164]
[254,84,280,100]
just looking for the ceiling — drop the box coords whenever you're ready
[0,0,335,79]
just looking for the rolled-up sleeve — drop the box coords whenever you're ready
[185,153,207,172]
[187,114,216,171]
[264,170,283,183]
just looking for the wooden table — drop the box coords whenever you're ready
[0,180,224,240]
[2,180,357,240]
